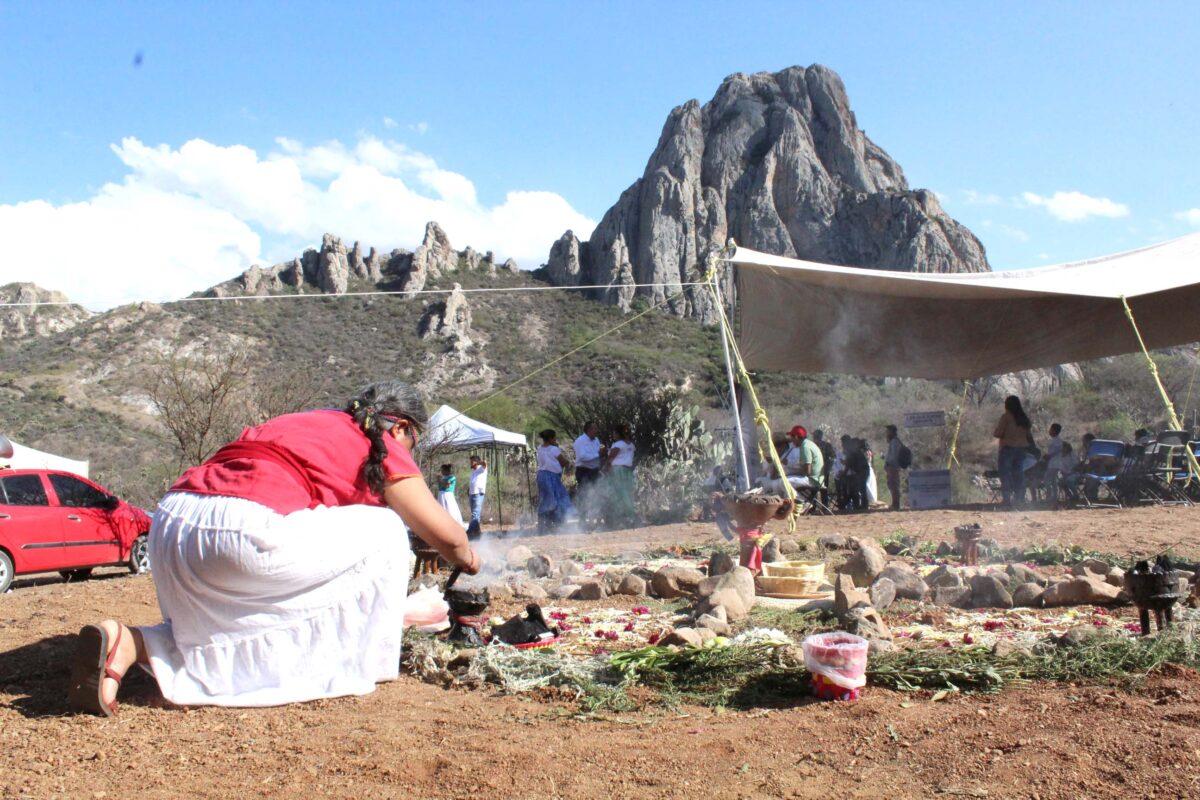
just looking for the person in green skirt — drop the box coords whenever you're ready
[605,423,637,529]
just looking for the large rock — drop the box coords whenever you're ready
[708,550,736,577]
[843,606,892,642]
[969,574,1014,609]
[1041,576,1122,607]
[1011,582,1045,608]
[616,574,648,597]
[650,566,706,599]
[698,566,755,610]
[0,283,93,341]
[526,554,554,579]
[834,573,870,618]
[934,586,973,608]
[816,533,847,550]
[510,580,548,601]
[549,584,581,600]
[840,544,887,588]
[1007,563,1047,587]
[572,580,607,601]
[926,564,964,589]
[696,614,731,636]
[876,564,928,600]
[661,628,703,648]
[505,545,534,569]
[762,538,781,563]
[869,576,896,610]
[778,537,800,555]
[543,65,988,324]
[697,589,748,622]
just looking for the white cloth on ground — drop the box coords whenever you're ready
[140,491,411,708]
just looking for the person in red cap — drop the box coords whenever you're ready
[758,424,824,495]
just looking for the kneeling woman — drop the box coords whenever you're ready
[68,380,479,715]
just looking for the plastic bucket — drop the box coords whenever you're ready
[802,632,869,701]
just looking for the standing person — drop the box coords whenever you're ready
[811,429,837,508]
[862,438,879,507]
[437,464,466,528]
[66,380,479,716]
[993,395,1033,508]
[883,424,905,511]
[606,423,637,528]
[536,429,574,533]
[572,421,605,528]
[466,455,487,539]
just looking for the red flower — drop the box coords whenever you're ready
[605,631,620,641]
[548,611,570,621]
[982,620,1005,631]
[584,562,595,570]
[632,606,651,615]
[581,617,593,625]
[559,623,573,632]
[647,633,661,645]
[1092,618,1108,627]
[623,622,636,632]
[595,630,607,638]
[962,633,974,644]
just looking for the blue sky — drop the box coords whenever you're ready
[1,1,1197,309]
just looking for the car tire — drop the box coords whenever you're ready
[59,568,94,583]
[128,534,150,575]
[0,550,12,593]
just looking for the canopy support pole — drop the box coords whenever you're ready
[946,380,970,470]
[1121,295,1200,484]
[713,272,751,492]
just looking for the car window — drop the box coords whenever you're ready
[48,474,112,508]
[0,474,50,506]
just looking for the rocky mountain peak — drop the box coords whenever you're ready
[546,64,989,323]
[0,283,93,341]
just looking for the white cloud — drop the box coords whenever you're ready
[1021,190,1130,222]
[0,135,596,309]
[382,117,398,130]
[963,189,1003,206]
[1174,208,1200,227]
[409,121,429,135]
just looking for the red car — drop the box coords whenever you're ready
[0,469,151,593]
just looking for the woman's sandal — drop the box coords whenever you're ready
[67,624,125,717]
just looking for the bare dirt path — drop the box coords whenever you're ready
[3,506,1200,799]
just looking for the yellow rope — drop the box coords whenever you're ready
[706,270,799,533]
[945,380,970,469]
[1120,295,1200,486]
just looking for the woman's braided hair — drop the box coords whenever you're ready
[345,380,428,496]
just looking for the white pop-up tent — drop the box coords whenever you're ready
[730,233,1200,380]
[423,405,528,449]
[420,405,529,530]
[0,434,89,477]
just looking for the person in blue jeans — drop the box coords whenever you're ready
[466,455,487,538]
[993,395,1033,508]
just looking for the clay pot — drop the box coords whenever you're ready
[717,493,795,528]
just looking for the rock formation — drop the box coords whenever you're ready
[546,64,990,323]
[204,222,504,300]
[0,283,93,340]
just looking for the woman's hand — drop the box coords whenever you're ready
[462,547,482,575]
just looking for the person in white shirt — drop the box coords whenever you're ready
[536,429,575,533]
[466,455,488,538]
[605,423,637,528]
[883,424,903,511]
[572,422,605,529]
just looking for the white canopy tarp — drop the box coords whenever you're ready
[731,233,1200,379]
[0,436,89,477]
[422,405,528,450]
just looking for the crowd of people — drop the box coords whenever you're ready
[535,422,639,533]
[751,423,911,512]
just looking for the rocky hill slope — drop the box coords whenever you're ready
[546,64,989,322]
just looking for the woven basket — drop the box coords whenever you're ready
[755,574,824,597]
[762,560,825,581]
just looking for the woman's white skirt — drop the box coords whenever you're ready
[438,490,465,527]
[139,492,411,707]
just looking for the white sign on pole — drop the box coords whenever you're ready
[908,469,952,509]
[903,410,946,428]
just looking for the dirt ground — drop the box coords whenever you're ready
[3,505,1200,799]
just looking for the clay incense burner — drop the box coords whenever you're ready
[714,491,794,529]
